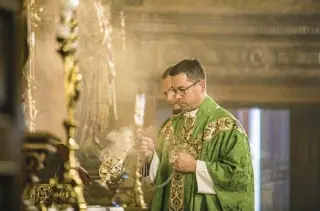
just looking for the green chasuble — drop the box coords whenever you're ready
[149,96,254,211]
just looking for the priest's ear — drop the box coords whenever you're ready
[198,79,206,93]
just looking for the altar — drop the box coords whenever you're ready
[13,0,153,209]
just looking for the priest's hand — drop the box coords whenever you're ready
[173,153,197,173]
[140,136,155,162]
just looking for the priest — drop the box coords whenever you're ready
[141,59,254,211]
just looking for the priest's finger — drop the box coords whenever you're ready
[141,136,152,143]
[173,165,179,171]
[140,140,149,146]
[173,162,180,170]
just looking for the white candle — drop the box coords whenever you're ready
[134,93,146,127]
[61,0,79,11]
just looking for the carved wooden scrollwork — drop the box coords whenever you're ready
[244,46,275,70]
[143,0,320,12]
[156,41,320,76]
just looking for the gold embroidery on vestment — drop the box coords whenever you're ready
[162,116,245,211]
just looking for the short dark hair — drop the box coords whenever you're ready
[162,65,173,79]
[169,59,206,82]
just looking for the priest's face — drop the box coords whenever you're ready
[169,73,204,111]
[162,77,181,111]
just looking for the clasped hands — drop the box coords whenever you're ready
[139,136,197,173]
[171,152,197,173]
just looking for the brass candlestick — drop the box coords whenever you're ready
[50,0,87,210]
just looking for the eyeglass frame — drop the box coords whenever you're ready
[168,80,200,96]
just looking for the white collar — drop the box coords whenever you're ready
[183,109,198,118]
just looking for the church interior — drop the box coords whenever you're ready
[1,0,320,210]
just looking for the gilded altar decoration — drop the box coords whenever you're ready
[22,0,42,132]
[49,0,87,210]
[25,184,71,208]
[28,184,52,205]
[22,0,132,207]
[22,132,59,211]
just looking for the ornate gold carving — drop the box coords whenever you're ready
[24,183,78,208]
[52,0,87,210]
[22,132,59,210]
[27,184,52,206]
